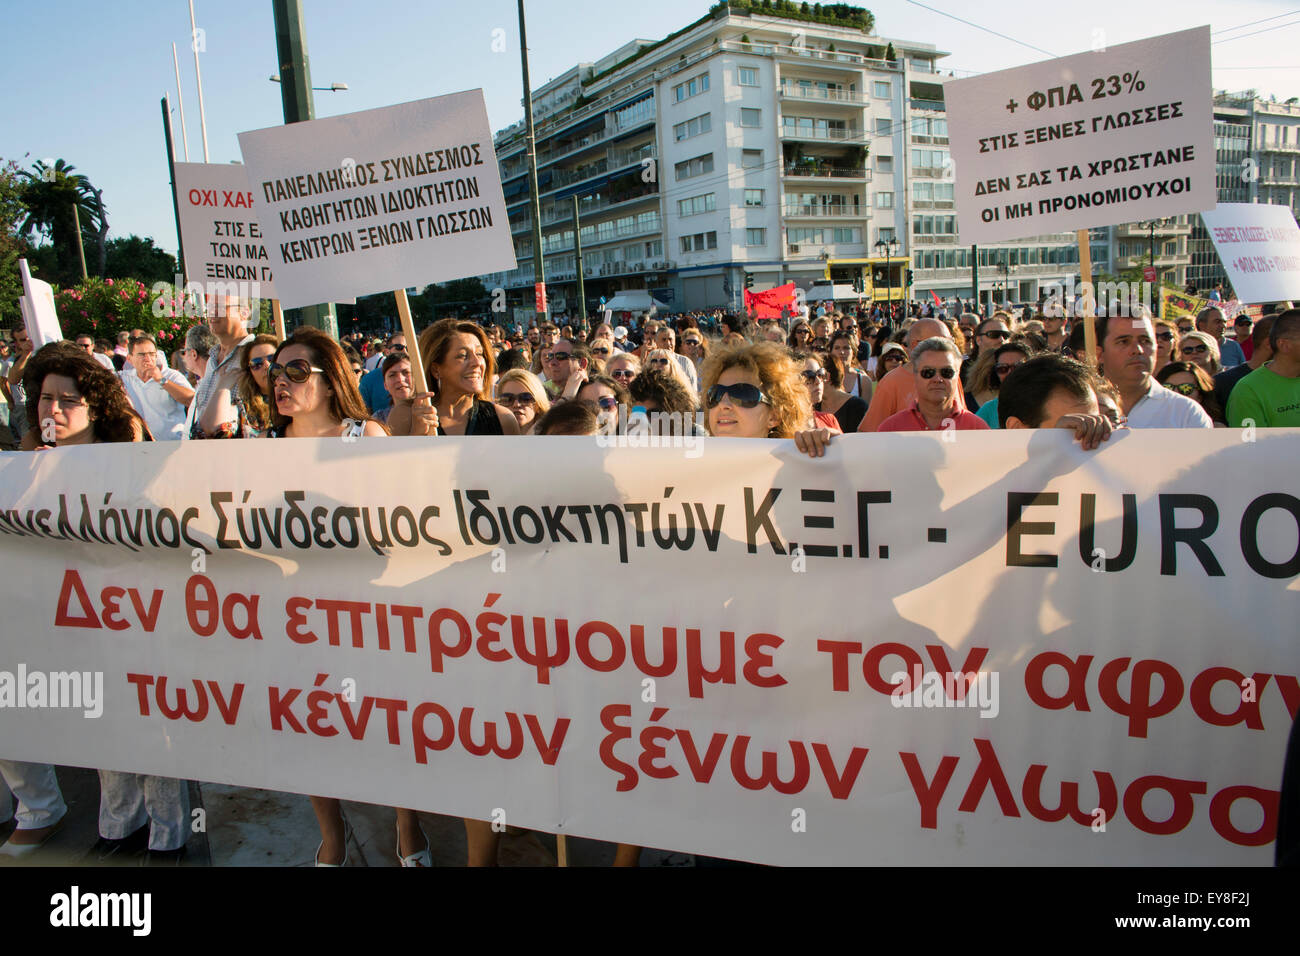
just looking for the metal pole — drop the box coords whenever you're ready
[189,0,210,162]
[172,43,190,161]
[271,0,338,337]
[970,244,979,317]
[71,205,89,281]
[885,251,892,328]
[162,95,187,282]
[518,0,548,327]
[573,195,587,326]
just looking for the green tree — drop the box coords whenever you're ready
[0,158,31,330]
[17,158,109,285]
[103,235,178,284]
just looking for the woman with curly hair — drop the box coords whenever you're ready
[21,343,146,447]
[699,341,812,440]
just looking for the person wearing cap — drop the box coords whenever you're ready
[613,326,631,352]
[1232,314,1255,362]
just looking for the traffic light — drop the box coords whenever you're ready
[744,272,754,289]
[906,269,914,287]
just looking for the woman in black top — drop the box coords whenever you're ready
[418,319,519,436]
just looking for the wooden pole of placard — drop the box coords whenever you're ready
[556,834,568,867]
[271,299,286,340]
[393,288,429,394]
[1076,229,1097,367]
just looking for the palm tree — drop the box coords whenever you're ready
[18,158,109,284]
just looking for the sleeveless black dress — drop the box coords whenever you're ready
[436,399,502,436]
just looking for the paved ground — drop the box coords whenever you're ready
[0,766,692,867]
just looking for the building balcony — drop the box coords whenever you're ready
[780,125,869,143]
[778,83,870,104]
[911,199,956,210]
[1114,221,1192,238]
[783,204,870,218]
[782,162,871,181]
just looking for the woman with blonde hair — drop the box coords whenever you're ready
[1178,331,1221,376]
[494,368,550,434]
[643,347,692,391]
[699,341,812,440]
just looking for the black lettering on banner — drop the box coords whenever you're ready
[1007,492,1057,568]
[1158,494,1225,577]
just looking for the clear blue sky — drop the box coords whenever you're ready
[4,0,1298,257]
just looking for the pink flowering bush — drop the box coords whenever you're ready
[53,277,171,341]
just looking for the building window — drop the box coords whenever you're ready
[878,227,896,244]
[674,153,714,181]
[681,231,718,252]
[746,228,766,246]
[739,66,758,86]
[876,191,894,209]
[876,155,893,173]
[744,188,765,206]
[645,239,663,258]
[673,73,710,103]
[875,117,893,136]
[789,228,824,244]
[742,148,763,168]
[677,193,716,217]
[832,227,861,243]
[740,108,761,127]
[673,113,712,141]
[873,80,891,98]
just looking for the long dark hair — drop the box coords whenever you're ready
[1156,360,1225,424]
[24,342,141,444]
[239,333,279,432]
[270,327,369,429]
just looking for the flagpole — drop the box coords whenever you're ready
[172,42,191,162]
[189,0,210,162]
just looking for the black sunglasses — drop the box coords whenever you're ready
[268,360,325,384]
[496,392,536,407]
[980,329,1011,340]
[1156,332,1176,342]
[249,357,271,370]
[389,343,407,352]
[549,351,573,362]
[919,366,957,379]
[995,362,1022,376]
[801,368,828,381]
[707,383,771,409]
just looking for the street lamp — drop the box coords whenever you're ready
[875,235,900,325]
[1141,217,1172,316]
[998,256,1014,308]
[270,75,349,91]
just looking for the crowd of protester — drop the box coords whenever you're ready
[1,290,1297,866]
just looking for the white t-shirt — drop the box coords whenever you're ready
[119,366,192,440]
[1125,378,1214,429]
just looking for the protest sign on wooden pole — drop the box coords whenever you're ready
[1077,228,1097,366]
[394,288,429,394]
[271,299,286,340]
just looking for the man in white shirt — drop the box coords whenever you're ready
[75,334,116,370]
[1094,314,1212,428]
[187,296,253,439]
[119,334,195,440]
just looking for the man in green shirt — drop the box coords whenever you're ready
[1227,309,1300,428]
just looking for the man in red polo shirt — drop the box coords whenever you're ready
[878,338,989,432]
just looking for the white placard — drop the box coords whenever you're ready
[18,259,62,347]
[1199,203,1300,304]
[945,27,1215,244]
[173,162,278,302]
[237,91,515,310]
[1,430,1296,866]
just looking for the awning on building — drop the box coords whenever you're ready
[603,290,659,313]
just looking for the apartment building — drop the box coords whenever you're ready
[480,3,1096,319]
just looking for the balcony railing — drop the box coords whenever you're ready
[780,125,867,142]
[783,205,869,218]
[783,163,871,180]
[779,84,870,104]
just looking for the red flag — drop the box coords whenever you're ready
[930,290,942,309]
[744,283,798,320]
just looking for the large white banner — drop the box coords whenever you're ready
[237,91,515,309]
[945,27,1215,244]
[0,430,1296,865]
[1200,203,1300,304]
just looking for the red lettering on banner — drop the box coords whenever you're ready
[899,751,960,829]
[54,569,101,628]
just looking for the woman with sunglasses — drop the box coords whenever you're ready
[680,329,710,374]
[700,342,812,440]
[1178,331,1221,376]
[878,338,989,432]
[974,341,1034,428]
[963,331,1028,412]
[643,348,692,391]
[875,342,908,381]
[794,353,843,434]
[418,319,520,436]
[494,368,550,434]
[605,351,641,390]
[198,333,279,438]
[786,321,814,351]
[1156,361,1226,426]
[963,314,1013,385]
[576,374,629,419]
[1153,318,1180,373]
